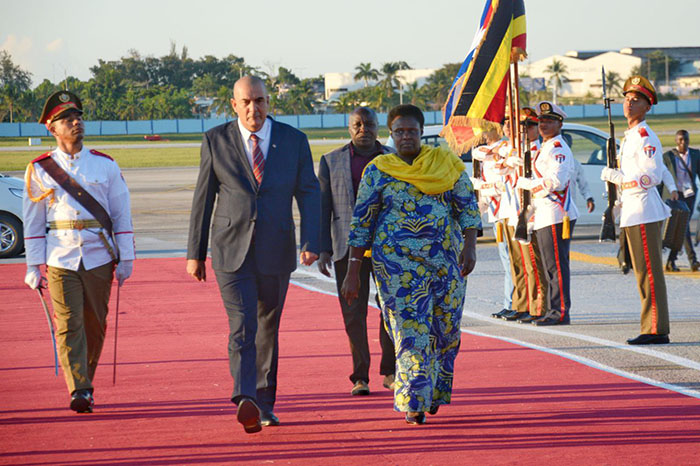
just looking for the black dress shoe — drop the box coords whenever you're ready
[405,412,426,425]
[665,260,680,272]
[627,334,670,345]
[237,398,262,434]
[428,404,439,415]
[261,412,280,427]
[532,316,570,326]
[497,310,517,320]
[517,314,539,324]
[503,311,528,321]
[491,308,511,319]
[691,261,700,272]
[70,389,94,413]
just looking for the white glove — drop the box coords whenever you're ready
[469,177,483,190]
[115,260,133,286]
[601,167,624,185]
[472,147,489,161]
[516,177,534,191]
[24,265,44,289]
[505,156,524,168]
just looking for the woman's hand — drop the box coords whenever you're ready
[459,229,478,277]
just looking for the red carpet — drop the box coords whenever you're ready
[1,257,699,465]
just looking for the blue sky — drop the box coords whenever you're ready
[3,0,699,86]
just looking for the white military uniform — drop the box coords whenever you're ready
[23,146,135,396]
[23,146,135,268]
[530,135,579,230]
[617,122,670,227]
[604,120,672,336]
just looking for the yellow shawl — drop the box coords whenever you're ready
[372,145,465,195]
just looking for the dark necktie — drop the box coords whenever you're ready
[250,134,265,184]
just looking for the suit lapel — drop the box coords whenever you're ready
[263,120,281,189]
[342,145,354,201]
[230,121,258,191]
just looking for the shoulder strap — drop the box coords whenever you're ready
[37,157,113,237]
[675,150,693,176]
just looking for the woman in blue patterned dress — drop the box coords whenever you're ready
[341,104,481,425]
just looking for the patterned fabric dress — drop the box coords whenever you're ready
[348,162,481,412]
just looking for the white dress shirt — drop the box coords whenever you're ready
[237,117,272,171]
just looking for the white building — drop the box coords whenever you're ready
[324,68,436,101]
[524,51,642,102]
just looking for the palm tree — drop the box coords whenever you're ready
[354,63,379,88]
[331,94,356,113]
[544,59,569,105]
[211,86,233,118]
[605,70,623,97]
[379,61,412,100]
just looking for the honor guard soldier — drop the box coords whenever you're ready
[516,101,578,326]
[23,91,135,412]
[600,76,673,345]
[507,108,550,324]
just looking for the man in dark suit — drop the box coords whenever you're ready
[662,129,700,272]
[317,107,396,397]
[186,76,320,433]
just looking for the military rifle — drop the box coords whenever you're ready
[599,66,618,242]
[514,121,531,243]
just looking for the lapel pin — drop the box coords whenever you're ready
[272,144,277,149]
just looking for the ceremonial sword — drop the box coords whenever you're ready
[112,283,120,385]
[36,287,59,376]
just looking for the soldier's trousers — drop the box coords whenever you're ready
[535,220,575,322]
[505,225,549,316]
[47,261,114,394]
[623,221,670,335]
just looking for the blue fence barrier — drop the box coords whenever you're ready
[2,99,699,137]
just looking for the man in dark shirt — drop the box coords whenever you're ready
[318,107,396,396]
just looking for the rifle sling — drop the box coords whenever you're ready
[37,157,114,238]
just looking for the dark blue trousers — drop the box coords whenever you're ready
[534,220,576,322]
[215,245,290,414]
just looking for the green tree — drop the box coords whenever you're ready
[0,51,33,122]
[354,62,379,87]
[192,73,219,97]
[331,93,356,113]
[605,70,623,97]
[631,50,680,84]
[211,85,233,118]
[421,62,460,110]
[544,58,569,105]
[379,61,412,100]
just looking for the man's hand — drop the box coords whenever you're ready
[186,259,206,282]
[459,229,478,277]
[670,190,679,201]
[340,271,360,304]
[24,265,45,289]
[300,251,318,266]
[115,260,133,286]
[317,252,333,277]
[586,197,595,213]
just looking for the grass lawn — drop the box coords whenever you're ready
[0,144,342,172]
[2,113,698,171]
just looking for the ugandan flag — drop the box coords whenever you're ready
[441,0,526,154]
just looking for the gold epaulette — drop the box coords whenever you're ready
[25,162,55,204]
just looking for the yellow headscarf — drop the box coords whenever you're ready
[371,145,465,195]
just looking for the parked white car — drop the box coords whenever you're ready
[387,123,614,225]
[0,174,25,258]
